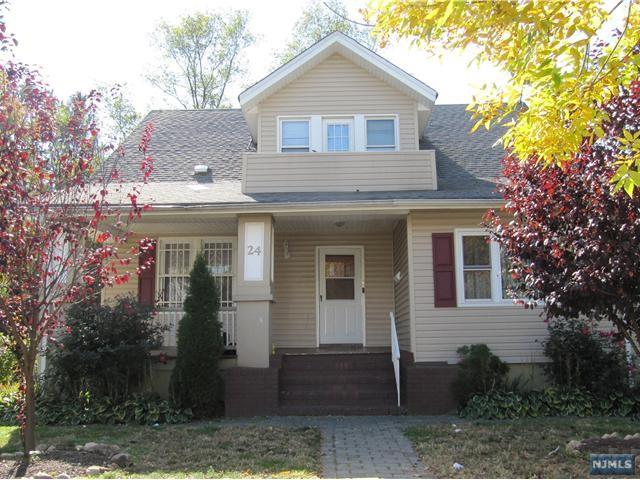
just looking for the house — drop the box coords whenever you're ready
[102,32,547,416]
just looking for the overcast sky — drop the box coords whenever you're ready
[6,0,508,114]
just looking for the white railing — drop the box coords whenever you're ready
[390,311,401,407]
[156,308,237,350]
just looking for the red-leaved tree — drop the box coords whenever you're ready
[0,22,154,453]
[485,80,640,356]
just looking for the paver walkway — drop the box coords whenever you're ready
[216,415,456,478]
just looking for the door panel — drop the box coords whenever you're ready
[319,248,363,344]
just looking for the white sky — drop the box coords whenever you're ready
[6,0,508,114]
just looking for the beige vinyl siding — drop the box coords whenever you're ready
[272,232,394,348]
[409,210,547,364]
[258,53,418,152]
[242,151,436,193]
[101,236,140,304]
[392,220,411,351]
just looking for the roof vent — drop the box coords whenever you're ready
[194,164,209,175]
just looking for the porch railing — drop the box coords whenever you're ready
[156,308,237,350]
[390,311,401,407]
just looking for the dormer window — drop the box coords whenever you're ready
[366,117,397,151]
[280,119,310,153]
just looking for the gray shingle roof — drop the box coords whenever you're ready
[422,104,504,197]
[114,109,254,183]
[113,104,504,205]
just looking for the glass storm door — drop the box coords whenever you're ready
[318,247,363,344]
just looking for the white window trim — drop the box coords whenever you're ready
[454,228,516,307]
[365,115,399,152]
[156,237,237,309]
[323,117,355,152]
[277,114,400,153]
[278,117,311,153]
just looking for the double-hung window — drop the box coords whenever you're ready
[455,229,514,306]
[324,118,354,152]
[366,117,397,151]
[280,119,310,152]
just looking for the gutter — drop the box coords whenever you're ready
[130,198,505,217]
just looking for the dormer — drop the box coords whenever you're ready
[238,32,439,193]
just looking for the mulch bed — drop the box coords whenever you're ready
[0,449,112,479]
[578,437,640,455]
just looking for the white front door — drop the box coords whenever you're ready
[318,247,364,344]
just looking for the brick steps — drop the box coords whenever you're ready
[280,353,391,370]
[280,371,395,385]
[278,352,397,415]
[279,404,400,416]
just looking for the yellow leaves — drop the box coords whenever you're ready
[612,129,640,196]
[368,0,640,192]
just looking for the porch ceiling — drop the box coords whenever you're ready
[273,213,405,234]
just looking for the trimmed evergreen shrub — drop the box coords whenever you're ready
[452,344,510,406]
[170,253,224,417]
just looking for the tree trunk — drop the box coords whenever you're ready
[21,358,36,455]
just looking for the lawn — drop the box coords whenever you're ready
[0,423,321,478]
[406,417,640,478]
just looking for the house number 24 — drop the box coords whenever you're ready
[247,245,262,255]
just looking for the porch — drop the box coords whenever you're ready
[146,211,410,357]
[126,210,411,415]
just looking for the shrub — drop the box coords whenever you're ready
[46,296,165,402]
[0,391,192,426]
[0,334,18,385]
[543,318,629,398]
[460,388,640,420]
[170,253,224,417]
[452,344,509,406]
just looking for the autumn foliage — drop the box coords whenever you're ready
[0,38,154,452]
[485,81,640,355]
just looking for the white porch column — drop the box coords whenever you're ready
[235,214,274,367]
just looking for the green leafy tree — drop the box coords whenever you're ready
[148,10,254,109]
[275,0,377,66]
[98,84,140,145]
[367,0,640,194]
[169,253,224,417]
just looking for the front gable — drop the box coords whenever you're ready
[239,32,437,149]
[258,52,420,152]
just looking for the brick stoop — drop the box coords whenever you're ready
[400,351,458,414]
[223,367,279,417]
[277,353,399,415]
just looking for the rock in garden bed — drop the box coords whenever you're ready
[568,433,640,455]
[0,443,132,479]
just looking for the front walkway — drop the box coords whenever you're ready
[216,415,457,478]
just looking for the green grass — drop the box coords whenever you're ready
[406,417,640,478]
[0,423,321,478]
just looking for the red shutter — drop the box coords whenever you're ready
[138,241,156,307]
[432,233,456,308]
